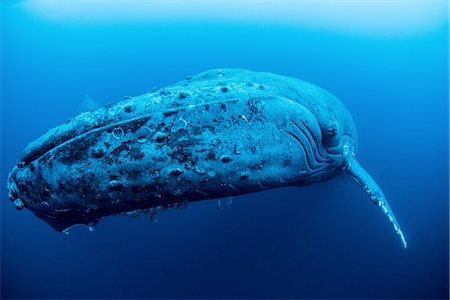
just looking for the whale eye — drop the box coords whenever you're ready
[327,126,337,137]
[322,121,340,147]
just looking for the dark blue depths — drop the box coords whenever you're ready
[1,3,448,299]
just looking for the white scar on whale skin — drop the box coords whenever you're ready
[7,68,407,248]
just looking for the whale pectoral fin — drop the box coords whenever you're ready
[345,156,407,248]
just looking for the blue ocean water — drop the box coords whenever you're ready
[1,2,448,299]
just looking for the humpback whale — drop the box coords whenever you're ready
[7,69,407,248]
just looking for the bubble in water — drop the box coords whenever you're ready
[218,197,233,209]
[61,224,93,235]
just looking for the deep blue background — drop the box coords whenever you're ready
[1,2,448,299]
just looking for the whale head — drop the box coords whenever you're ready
[284,79,407,248]
[292,81,359,161]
